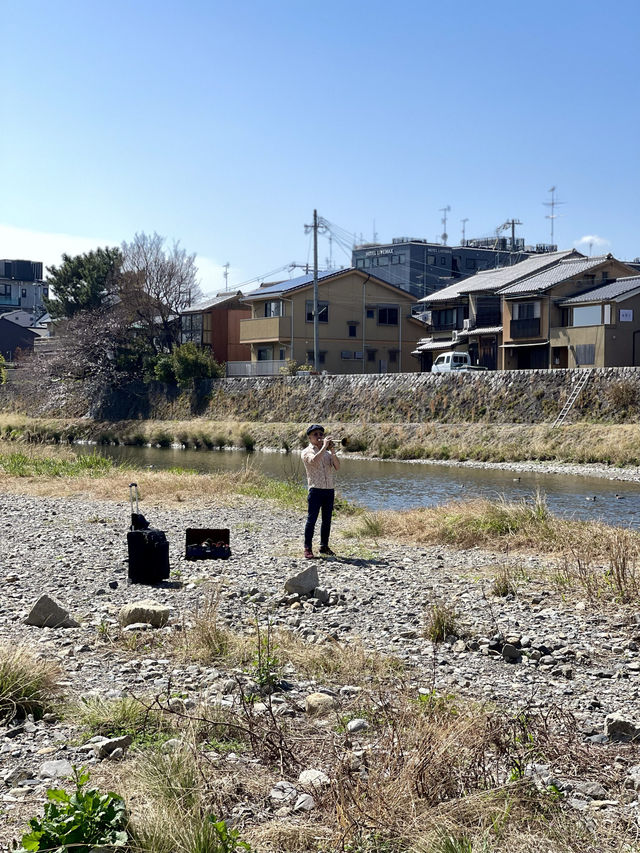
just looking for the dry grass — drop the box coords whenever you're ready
[181,589,403,687]
[347,494,640,561]
[0,645,62,722]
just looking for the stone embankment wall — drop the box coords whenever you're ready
[103,367,640,424]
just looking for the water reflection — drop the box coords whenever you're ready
[76,444,640,526]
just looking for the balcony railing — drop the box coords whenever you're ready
[510,317,540,338]
[239,316,291,343]
[226,360,288,377]
[0,296,21,307]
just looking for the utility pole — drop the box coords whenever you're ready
[304,210,327,372]
[440,206,451,245]
[506,219,522,251]
[544,186,564,247]
[461,218,469,246]
[223,262,230,291]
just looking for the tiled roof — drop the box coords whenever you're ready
[412,338,455,353]
[558,275,640,305]
[499,255,611,296]
[421,250,580,303]
[457,326,503,336]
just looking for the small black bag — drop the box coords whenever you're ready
[127,483,170,584]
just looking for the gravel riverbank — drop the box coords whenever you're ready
[2,487,640,843]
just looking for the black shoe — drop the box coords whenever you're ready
[319,545,336,556]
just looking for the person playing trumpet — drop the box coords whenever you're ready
[301,423,340,559]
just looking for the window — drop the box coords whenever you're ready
[378,305,399,325]
[388,350,398,363]
[513,301,540,320]
[181,313,203,344]
[348,324,357,338]
[575,344,595,365]
[427,255,435,265]
[341,351,354,359]
[306,350,326,365]
[465,258,476,270]
[356,258,365,269]
[366,307,375,319]
[377,255,389,266]
[440,257,447,265]
[398,254,405,263]
[391,255,399,264]
[43,287,48,297]
[279,348,285,360]
[21,288,27,297]
[603,304,611,324]
[264,300,282,318]
[367,350,376,362]
[257,347,272,361]
[0,284,10,296]
[305,300,328,323]
[572,305,601,327]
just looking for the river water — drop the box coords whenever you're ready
[78,444,640,526]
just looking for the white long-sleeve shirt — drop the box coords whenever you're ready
[301,445,337,489]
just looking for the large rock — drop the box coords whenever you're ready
[119,600,171,628]
[95,734,133,759]
[305,692,339,716]
[25,595,80,628]
[39,759,73,779]
[604,713,640,741]
[284,566,319,596]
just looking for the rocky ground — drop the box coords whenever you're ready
[2,486,640,846]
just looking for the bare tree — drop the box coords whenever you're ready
[120,232,203,352]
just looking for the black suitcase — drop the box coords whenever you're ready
[127,483,170,584]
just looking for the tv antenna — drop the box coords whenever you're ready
[439,205,451,245]
[543,186,564,246]
[461,218,469,246]
[223,262,230,291]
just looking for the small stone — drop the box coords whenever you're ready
[269,780,297,803]
[96,735,133,759]
[347,718,369,733]
[298,769,330,790]
[502,644,520,662]
[294,793,315,811]
[605,714,640,742]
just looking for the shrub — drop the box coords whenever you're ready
[238,430,255,453]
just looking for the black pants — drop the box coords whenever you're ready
[304,488,334,550]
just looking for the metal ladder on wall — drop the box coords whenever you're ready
[551,369,593,428]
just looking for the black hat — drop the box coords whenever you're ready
[306,423,325,435]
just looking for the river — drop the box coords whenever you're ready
[77,444,640,526]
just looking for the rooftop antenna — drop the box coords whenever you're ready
[440,205,451,245]
[372,219,378,243]
[543,186,564,246]
[223,262,230,291]
[461,218,469,246]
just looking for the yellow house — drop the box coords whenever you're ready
[238,268,423,374]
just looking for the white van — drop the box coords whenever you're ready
[431,351,472,373]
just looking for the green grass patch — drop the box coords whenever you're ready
[0,449,116,478]
[0,646,62,722]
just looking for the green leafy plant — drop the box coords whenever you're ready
[19,766,128,852]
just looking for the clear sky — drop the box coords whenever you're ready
[3,0,639,295]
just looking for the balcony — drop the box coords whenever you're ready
[239,316,291,344]
[510,317,540,338]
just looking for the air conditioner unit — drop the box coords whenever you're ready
[463,318,471,331]
[452,330,459,342]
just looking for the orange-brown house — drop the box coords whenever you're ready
[180,291,251,363]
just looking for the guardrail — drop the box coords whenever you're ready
[226,360,288,377]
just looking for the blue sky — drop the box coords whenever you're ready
[2,0,639,294]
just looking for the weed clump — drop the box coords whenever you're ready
[0,646,61,722]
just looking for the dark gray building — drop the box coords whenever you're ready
[0,259,48,317]
[351,238,555,299]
